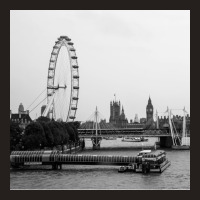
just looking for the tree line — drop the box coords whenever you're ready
[10,116,81,151]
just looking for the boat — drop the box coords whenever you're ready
[126,163,135,172]
[136,150,171,173]
[118,164,135,173]
[118,150,170,173]
[121,137,148,142]
[137,149,152,156]
[118,166,128,173]
[104,137,117,140]
[140,137,148,142]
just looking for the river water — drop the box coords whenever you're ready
[10,138,190,190]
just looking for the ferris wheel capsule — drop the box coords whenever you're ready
[51,52,57,55]
[53,46,59,49]
[60,36,71,41]
[45,35,80,122]
[68,42,74,45]
[72,65,79,69]
[71,56,77,59]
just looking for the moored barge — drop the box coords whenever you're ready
[118,150,170,173]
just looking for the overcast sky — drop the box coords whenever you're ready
[10,10,190,122]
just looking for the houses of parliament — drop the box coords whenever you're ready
[108,96,190,131]
[109,96,154,128]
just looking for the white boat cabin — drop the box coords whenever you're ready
[137,150,151,156]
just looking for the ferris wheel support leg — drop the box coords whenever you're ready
[42,92,57,118]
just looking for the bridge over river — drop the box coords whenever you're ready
[77,107,188,149]
[78,128,175,149]
[78,128,171,138]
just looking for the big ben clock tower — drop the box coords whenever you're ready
[146,96,154,122]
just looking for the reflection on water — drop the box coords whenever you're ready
[10,138,190,190]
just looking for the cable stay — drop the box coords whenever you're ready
[16,88,47,122]
[25,87,47,111]
[29,96,48,115]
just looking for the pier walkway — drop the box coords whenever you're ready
[10,151,140,169]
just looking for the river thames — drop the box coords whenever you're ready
[10,138,190,190]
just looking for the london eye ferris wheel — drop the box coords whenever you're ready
[42,36,79,122]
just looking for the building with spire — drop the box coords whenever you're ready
[134,114,139,123]
[146,96,154,122]
[109,100,128,128]
[18,103,25,114]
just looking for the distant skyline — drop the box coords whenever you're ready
[10,10,190,122]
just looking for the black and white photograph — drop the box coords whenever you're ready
[10,10,190,190]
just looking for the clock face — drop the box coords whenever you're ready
[150,108,152,112]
